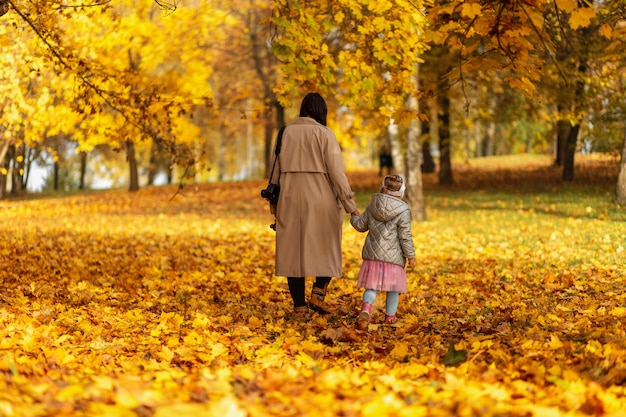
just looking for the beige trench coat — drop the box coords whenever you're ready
[269,117,357,278]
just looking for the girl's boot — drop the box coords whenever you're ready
[309,283,332,314]
[357,302,372,330]
[384,313,397,324]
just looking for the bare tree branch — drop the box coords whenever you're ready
[517,0,568,83]
[154,0,177,12]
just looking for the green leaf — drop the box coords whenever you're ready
[442,342,467,367]
[9,361,18,377]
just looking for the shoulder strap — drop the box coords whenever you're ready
[268,126,286,184]
[274,126,286,156]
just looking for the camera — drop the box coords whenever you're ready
[261,183,280,205]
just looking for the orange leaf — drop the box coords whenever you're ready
[569,8,596,30]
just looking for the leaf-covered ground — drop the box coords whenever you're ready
[1,156,625,416]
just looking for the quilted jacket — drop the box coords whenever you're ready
[350,193,415,267]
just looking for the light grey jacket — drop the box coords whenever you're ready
[350,193,415,267]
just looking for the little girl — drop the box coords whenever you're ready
[350,174,415,329]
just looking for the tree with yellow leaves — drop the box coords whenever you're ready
[270,0,429,217]
[1,0,625,198]
[422,0,625,184]
[1,0,225,193]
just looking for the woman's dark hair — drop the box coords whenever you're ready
[299,92,327,126]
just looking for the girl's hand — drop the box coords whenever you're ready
[407,258,415,268]
[351,210,360,216]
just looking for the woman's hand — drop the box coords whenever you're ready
[350,209,360,217]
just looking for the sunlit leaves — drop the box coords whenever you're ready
[271,0,426,126]
[569,7,597,30]
[599,23,613,40]
[461,2,482,20]
[2,0,224,178]
[423,0,615,98]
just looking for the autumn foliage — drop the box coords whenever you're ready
[1,157,626,416]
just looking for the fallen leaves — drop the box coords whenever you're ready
[1,160,626,416]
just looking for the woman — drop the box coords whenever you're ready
[269,93,360,315]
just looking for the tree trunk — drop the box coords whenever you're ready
[250,6,283,179]
[79,151,87,190]
[127,140,139,192]
[218,132,226,182]
[0,172,5,200]
[486,129,495,157]
[555,118,570,166]
[561,15,590,179]
[53,160,60,191]
[474,122,483,158]
[562,60,587,181]
[0,139,9,164]
[165,163,173,184]
[253,46,270,177]
[246,114,254,178]
[404,87,426,221]
[275,101,285,133]
[422,141,435,173]
[421,114,435,173]
[468,94,480,159]
[497,124,506,155]
[22,147,34,192]
[438,88,453,185]
[388,123,404,177]
[616,129,626,205]
[487,121,498,157]
[562,124,579,181]
[522,113,532,153]
[0,142,10,200]
[406,124,426,221]
[12,144,24,194]
[147,142,158,186]
[6,145,17,195]
[422,100,437,173]
[262,101,286,178]
[264,118,273,178]
[465,125,472,161]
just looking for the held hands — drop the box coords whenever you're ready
[406,258,415,269]
[350,209,360,217]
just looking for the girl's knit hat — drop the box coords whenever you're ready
[382,174,406,198]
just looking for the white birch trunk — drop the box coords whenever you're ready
[388,122,404,177]
[0,139,9,164]
[405,112,426,221]
[405,62,426,221]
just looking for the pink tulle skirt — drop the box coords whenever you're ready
[356,260,407,293]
